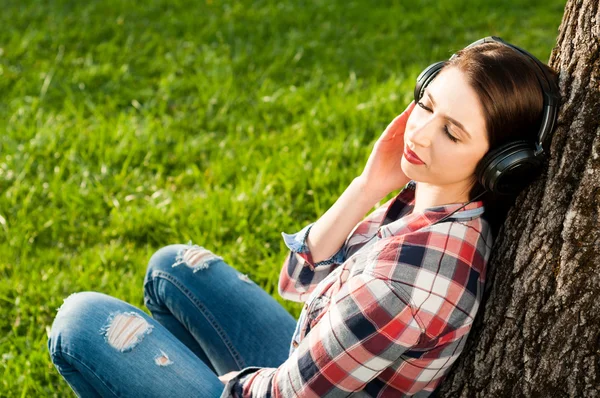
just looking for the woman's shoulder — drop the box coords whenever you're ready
[421,215,493,251]
[363,217,493,280]
[379,215,492,249]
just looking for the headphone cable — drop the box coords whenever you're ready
[434,189,488,225]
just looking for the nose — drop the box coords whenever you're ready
[407,115,437,148]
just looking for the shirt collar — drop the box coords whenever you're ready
[378,180,485,238]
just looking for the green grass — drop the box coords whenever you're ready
[0,0,565,395]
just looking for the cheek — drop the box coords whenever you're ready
[435,148,479,174]
[457,152,483,174]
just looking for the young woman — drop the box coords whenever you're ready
[48,37,559,397]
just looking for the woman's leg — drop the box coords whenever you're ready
[142,243,297,375]
[47,291,225,397]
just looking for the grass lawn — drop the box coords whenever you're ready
[0,0,565,395]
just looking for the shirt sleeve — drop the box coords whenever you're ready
[281,223,347,269]
[277,197,398,303]
[226,273,423,397]
[277,223,346,302]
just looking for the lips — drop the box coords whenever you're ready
[404,146,425,165]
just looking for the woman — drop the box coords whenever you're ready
[48,37,559,397]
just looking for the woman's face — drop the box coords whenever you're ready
[402,66,490,190]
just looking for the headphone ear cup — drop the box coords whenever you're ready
[414,61,446,102]
[476,141,543,195]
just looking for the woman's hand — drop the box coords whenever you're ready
[218,370,241,385]
[358,101,416,200]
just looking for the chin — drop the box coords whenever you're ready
[400,159,418,180]
[401,161,436,186]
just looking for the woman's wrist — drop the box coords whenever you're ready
[354,175,411,204]
[352,176,392,205]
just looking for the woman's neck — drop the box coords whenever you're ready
[412,180,472,213]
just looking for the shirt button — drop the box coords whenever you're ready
[292,340,299,347]
[304,303,308,310]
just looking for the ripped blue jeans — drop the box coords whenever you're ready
[47,243,297,397]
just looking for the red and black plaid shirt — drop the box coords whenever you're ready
[221,180,493,397]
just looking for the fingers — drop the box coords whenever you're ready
[388,100,416,138]
[396,100,416,128]
[379,101,416,143]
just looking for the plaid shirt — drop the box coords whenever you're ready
[220,180,493,397]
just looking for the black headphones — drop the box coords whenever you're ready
[413,36,560,196]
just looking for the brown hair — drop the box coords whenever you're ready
[442,42,559,240]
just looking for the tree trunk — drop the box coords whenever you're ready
[438,1,600,397]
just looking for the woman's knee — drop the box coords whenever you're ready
[146,244,184,275]
[48,291,110,358]
[146,242,224,276]
[48,291,155,358]
[143,243,234,314]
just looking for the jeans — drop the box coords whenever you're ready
[47,243,297,397]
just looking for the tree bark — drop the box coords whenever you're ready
[438,1,600,397]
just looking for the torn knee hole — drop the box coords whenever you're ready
[154,350,173,366]
[100,312,154,353]
[173,241,223,272]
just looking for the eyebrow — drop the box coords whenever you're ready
[425,91,472,139]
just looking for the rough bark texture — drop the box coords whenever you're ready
[438,1,600,397]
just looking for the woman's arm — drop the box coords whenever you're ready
[306,101,417,264]
[276,178,380,302]
[277,183,400,303]
[305,176,384,264]
[277,101,416,302]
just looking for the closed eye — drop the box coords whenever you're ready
[416,101,459,143]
